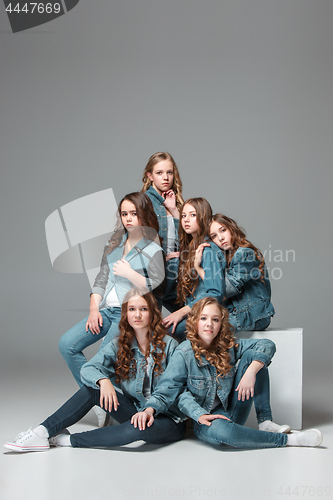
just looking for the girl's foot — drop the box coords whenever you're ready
[4,428,50,453]
[287,429,323,447]
[259,420,291,434]
[94,406,110,427]
[49,429,71,447]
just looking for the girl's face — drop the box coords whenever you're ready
[197,304,222,347]
[127,295,150,334]
[210,221,233,251]
[120,200,141,232]
[181,204,200,236]
[147,160,174,195]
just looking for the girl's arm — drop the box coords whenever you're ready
[163,190,180,218]
[162,305,191,334]
[113,259,146,287]
[80,340,118,389]
[235,338,276,368]
[97,378,119,412]
[225,248,261,299]
[235,360,264,401]
[86,293,103,334]
[194,243,211,280]
[113,250,165,292]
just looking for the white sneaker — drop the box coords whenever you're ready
[292,429,323,447]
[49,429,71,447]
[259,420,291,434]
[4,428,50,453]
[93,406,110,427]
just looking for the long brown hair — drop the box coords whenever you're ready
[211,214,265,279]
[105,192,160,254]
[177,198,213,303]
[114,288,167,383]
[186,297,237,377]
[141,152,184,210]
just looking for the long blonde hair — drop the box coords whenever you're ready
[186,297,237,377]
[141,152,184,210]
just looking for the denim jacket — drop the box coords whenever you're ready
[80,335,185,422]
[91,234,165,308]
[223,247,275,329]
[143,338,276,422]
[185,241,226,308]
[145,186,179,254]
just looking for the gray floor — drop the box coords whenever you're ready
[1,367,332,500]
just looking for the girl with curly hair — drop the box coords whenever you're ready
[4,289,186,453]
[142,152,184,311]
[195,214,275,331]
[163,198,225,341]
[59,192,165,426]
[133,297,322,449]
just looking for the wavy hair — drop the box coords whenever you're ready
[186,297,237,377]
[177,198,213,303]
[114,288,167,383]
[141,152,184,210]
[211,214,265,279]
[105,192,160,254]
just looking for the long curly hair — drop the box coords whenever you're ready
[177,198,213,303]
[114,288,168,384]
[186,297,237,377]
[105,192,160,255]
[211,214,265,279]
[141,152,184,210]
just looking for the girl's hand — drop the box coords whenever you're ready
[97,379,119,412]
[163,190,179,217]
[163,309,187,334]
[194,243,210,272]
[166,251,180,262]
[198,414,231,426]
[113,258,132,279]
[86,310,103,334]
[235,361,264,401]
[131,408,155,430]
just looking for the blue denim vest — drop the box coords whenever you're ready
[223,247,275,330]
[185,241,226,307]
[91,234,164,308]
[80,335,186,422]
[145,186,180,253]
[144,338,275,422]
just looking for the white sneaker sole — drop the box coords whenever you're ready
[4,442,50,452]
[278,424,292,434]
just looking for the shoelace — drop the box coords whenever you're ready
[14,428,32,442]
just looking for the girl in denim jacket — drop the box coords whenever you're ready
[163,198,226,342]
[58,192,165,425]
[142,152,184,312]
[4,290,186,453]
[195,214,275,331]
[133,298,322,449]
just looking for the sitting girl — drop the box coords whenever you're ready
[4,289,186,452]
[162,198,225,341]
[142,152,184,311]
[195,214,275,331]
[58,192,164,425]
[133,297,322,449]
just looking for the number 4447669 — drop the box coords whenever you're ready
[5,3,61,14]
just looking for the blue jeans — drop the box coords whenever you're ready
[41,386,186,449]
[193,350,288,449]
[59,307,121,387]
[229,314,271,332]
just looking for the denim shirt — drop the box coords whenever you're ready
[143,338,276,422]
[223,247,275,329]
[80,335,185,422]
[185,241,226,307]
[91,234,165,308]
[145,186,180,254]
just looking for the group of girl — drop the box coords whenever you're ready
[4,152,322,453]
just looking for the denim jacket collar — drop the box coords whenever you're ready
[146,186,165,205]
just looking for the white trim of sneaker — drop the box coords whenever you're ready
[4,428,50,453]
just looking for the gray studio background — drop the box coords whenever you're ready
[1,0,332,409]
